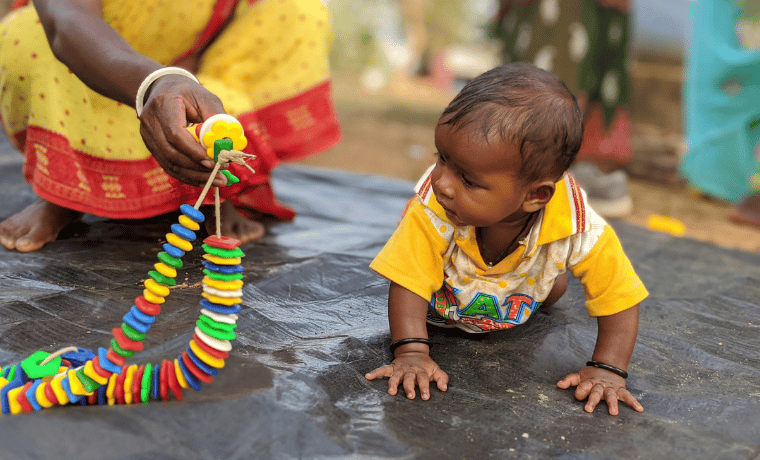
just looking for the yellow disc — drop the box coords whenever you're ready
[201,292,242,306]
[201,118,248,157]
[36,382,53,408]
[68,369,93,396]
[166,233,193,252]
[50,374,69,405]
[143,289,166,304]
[203,276,244,291]
[189,340,226,369]
[154,262,177,279]
[202,254,242,265]
[144,278,170,297]
[0,376,7,390]
[106,373,118,406]
[123,365,138,404]
[83,360,109,385]
[8,386,24,414]
[174,359,189,389]
[178,214,201,231]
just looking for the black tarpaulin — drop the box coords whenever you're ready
[0,133,759,460]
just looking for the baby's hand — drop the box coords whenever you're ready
[365,352,449,401]
[556,366,644,415]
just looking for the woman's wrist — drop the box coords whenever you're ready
[135,67,199,117]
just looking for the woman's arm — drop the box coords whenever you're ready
[33,0,160,106]
[32,0,227,187]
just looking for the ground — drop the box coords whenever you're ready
[298,72,760,254]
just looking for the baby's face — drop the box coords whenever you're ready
[431,120,532,228]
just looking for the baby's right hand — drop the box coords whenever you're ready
[365,351,449,400]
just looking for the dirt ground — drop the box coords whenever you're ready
[298,72,760,254]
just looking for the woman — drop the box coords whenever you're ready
[0,0,341,251]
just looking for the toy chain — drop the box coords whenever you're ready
[0,114,255,414]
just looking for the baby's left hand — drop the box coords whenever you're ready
[556,366,644,415]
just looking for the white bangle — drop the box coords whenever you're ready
[135,67,200,118]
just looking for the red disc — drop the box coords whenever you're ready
[17,382,34,413]
[132,365,145,404]
[182,351,213,384]
[135,296,161,316]
[106,348,126,367]
[112,327,144,352]
[44,382,59,406]
[203,235,241,249]
[193,332,230,360]
[114,365,128,405]
[159,360,170,402]
[88,392,97,405]
[91,357,112,379]
[166,360,183,401]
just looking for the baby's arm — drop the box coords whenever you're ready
[556,304,644,415]
[365,282,449,400]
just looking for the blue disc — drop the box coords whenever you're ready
[130,305,156,325]
[186,347,219,376]
[151,364,161,400]
[177,356,202,391]
[97,347,122,375]
[26,380,42,411]
[163,243,185,258]
[61,377,82,404]
[200,299,242,315]
[171,224,196,242]
[202,261,244,274]
[97,384,107,406]
[61,348,95,368]
[180,204,205,223]
[122,311,151,334]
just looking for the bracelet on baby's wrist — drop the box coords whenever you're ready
[389,338,432,355]
[586,360,628,379]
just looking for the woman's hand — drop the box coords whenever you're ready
[139,75,229,187]
[557,366,643,415]
[366,351,449,401]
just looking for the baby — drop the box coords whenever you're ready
[365,63,648,415]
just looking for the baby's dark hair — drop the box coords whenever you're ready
[441,62,583,183]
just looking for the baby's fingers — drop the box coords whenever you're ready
[583,384,605,413]
[365,365,394,381]
[432,367,449,393]
[618,388,644,413]
[556,372,581,389]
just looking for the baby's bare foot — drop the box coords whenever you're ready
[729,195,760,230]
[0,199,82,252]
[203,200,265,244]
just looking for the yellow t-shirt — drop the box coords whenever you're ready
[370,167,649,333]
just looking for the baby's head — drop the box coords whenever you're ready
[431,63,583,227]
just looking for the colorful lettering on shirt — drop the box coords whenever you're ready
[429,285,540,331]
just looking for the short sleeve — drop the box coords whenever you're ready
[369,199,450,302]
[568,225,649,317]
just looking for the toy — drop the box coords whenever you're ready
[0,115,255,414]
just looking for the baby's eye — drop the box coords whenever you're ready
[462,175,476,188]
[435,152,446,164]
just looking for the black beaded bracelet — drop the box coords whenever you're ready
[586,360,628,379]
[389,338,432,355]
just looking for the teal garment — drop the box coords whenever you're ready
[680,0,760,202]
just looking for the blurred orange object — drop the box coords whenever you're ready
[646,214,686,236]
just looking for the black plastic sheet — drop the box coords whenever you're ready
[0,133,759,460]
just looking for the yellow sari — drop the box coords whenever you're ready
[0,0,340,219]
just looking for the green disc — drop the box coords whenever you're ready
[141,363,153,405]
[220,169,240,185]
[110,338,135,358]
[20,350,62,379]
[203,269,243,281]
[75,367,100,393]
[196,318,236,341]
[148,270,176,287]
[202,244,244,258]
[157,251,183,269]
[121,323,147,342]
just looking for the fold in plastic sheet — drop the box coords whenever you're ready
[0,134,759,459]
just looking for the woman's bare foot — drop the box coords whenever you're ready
[203,200,266,244]
[0,199,82,252]
[729,195,760,229]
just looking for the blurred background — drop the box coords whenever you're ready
[2,0,759,253]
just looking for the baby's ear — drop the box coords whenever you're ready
[522,180,556,213]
